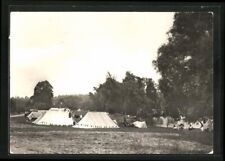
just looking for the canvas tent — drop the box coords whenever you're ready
[73,112,119,128]
[154,116,175,128]
[159,116,169,127]
[207,119,213,131]
[26,110,47,121]
[132,121,147,128]
[33,108,73,126]
[192,121,203,129]
[208,150,213,154]
[201,119,213,131]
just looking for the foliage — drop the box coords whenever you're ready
[10,75,159,118]
[89,72,159,117]
[53,94,92,110]
[10,97,29,113]
[122,72,147,115]
[30,80,54,110]
[89,72,124,113]
[153,12,213,120]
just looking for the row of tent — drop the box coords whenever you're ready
[153,116,213,131]
[26,108,212,131]
[26,108,120,128]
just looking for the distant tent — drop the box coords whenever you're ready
[192,121,203,129]
[173,115,187,129]
[73,112,119,128]
[183,122,190,129]
[207,119,213,131]
[33,108,73,126]
[154,116,175,128]
[201,119,213,132]
[160,116,169,127]
[132,121,147,128]
[208,150,213,154]
[26,110,47,121]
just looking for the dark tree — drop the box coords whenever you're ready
[10,97,29,113]
[53,94,92,110]
[146,78,158,110]
[153,12,213,120]
[90,71,159,118]
[122,72,147,115]
[89,72,123,113]
[30,80,53,110]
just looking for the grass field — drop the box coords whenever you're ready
[10,116,213,154]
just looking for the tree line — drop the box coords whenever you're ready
[10,73,159,118]
[89,72,159,116]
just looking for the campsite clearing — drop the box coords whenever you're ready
[10,116,213,154]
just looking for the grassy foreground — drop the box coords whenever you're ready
[10,117,213,154]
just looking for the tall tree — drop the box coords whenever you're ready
[89,72,123,113]
[30,80,54,110]
[145,78,159,111]
[153,12,213,120]
[90,71,159,117]
[122,71,147,115]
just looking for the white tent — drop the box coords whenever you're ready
[160,116,169,127]
[192,121,203,129]
[201,119,213,132]
[207,119,213,131]
[73,112,119,128]
[33,108,73,126]
[208,150,213,154]
[26,110,47,121]
[132,121,147,128]
[154,116,175,128]
[174,121,190,130]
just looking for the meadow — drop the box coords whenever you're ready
[10,116,213,154]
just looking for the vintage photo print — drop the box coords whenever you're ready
[10,11,213,154]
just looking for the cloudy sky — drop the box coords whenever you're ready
[10,12,174,97]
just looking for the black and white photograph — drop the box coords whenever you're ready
[9,11,214,154]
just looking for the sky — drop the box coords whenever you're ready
[10,12,175,97]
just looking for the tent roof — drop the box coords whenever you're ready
[27,110,47,120]
[73,112,119,128]
[33,108,73,126]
